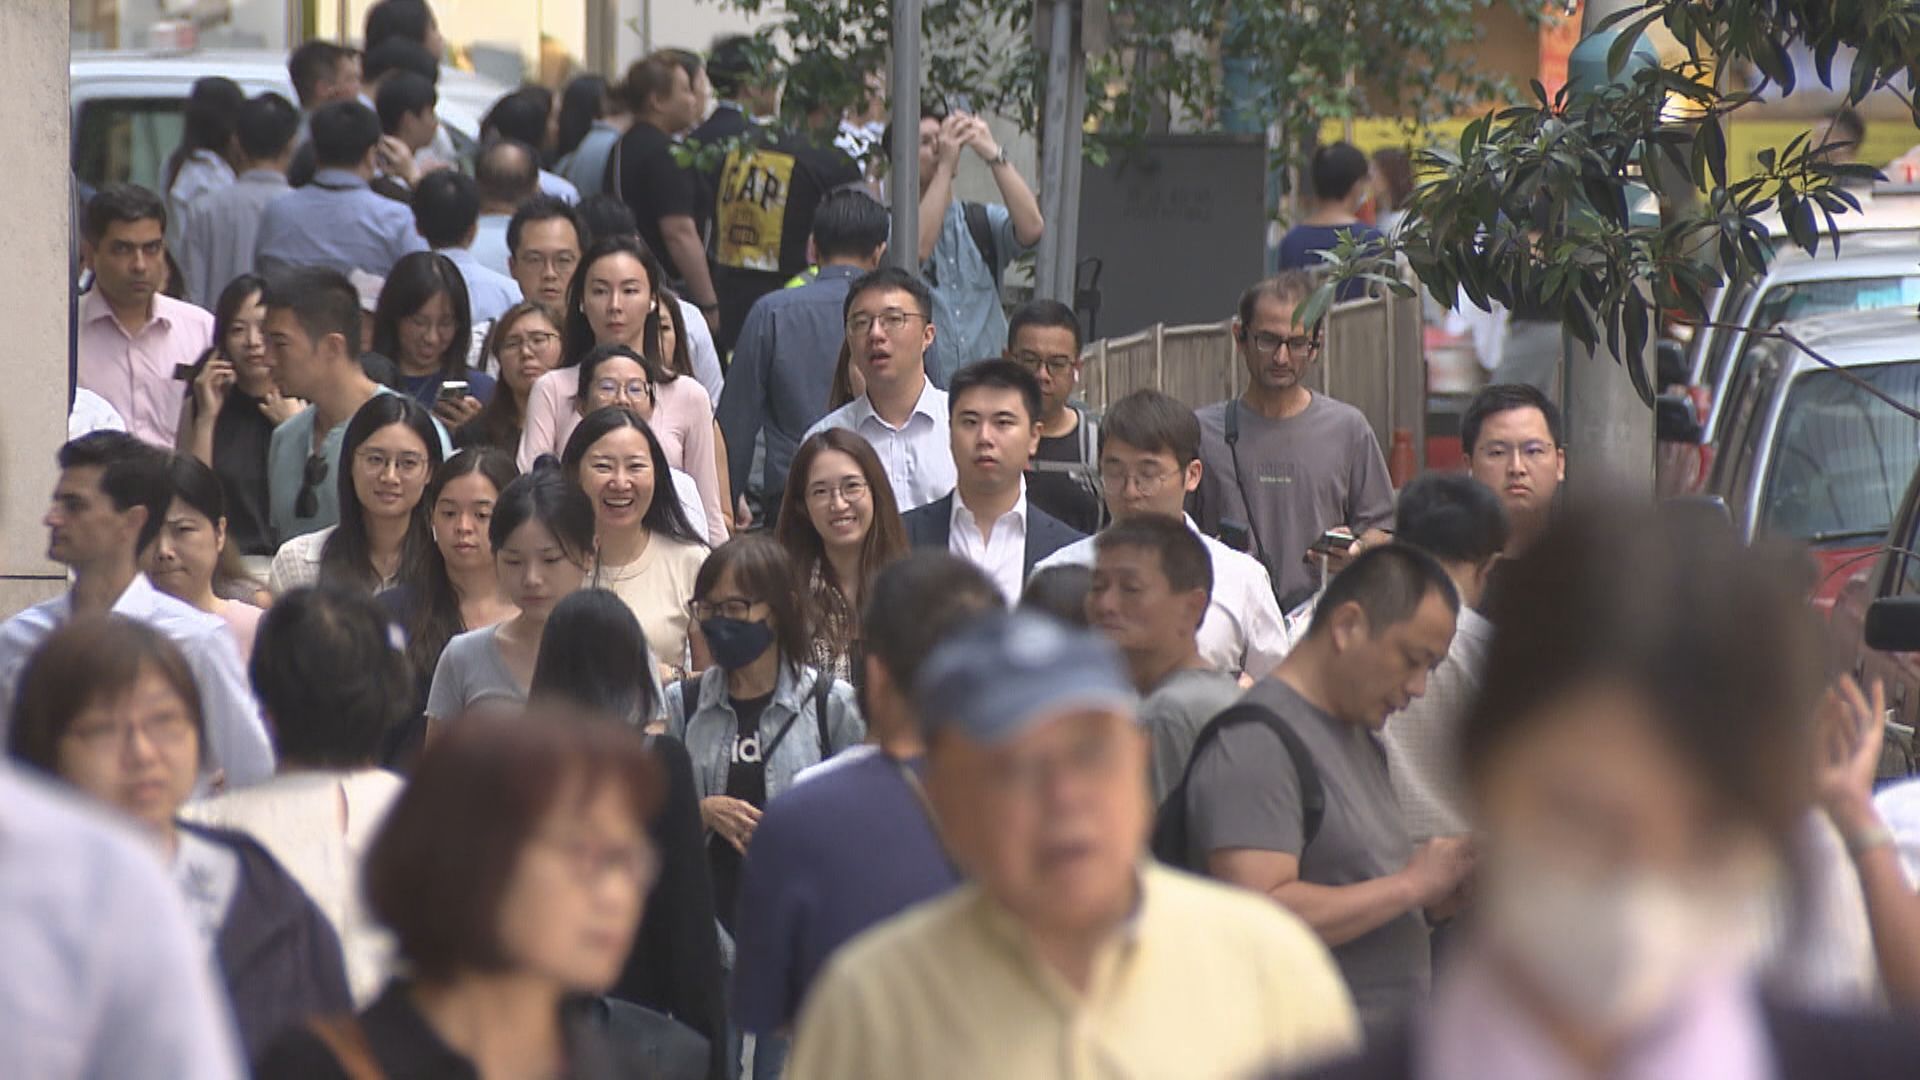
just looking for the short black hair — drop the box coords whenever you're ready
[947,358,1042,425]
[1393,472,1509,566]
[507,195,581,255]
[288,41,355,107]
[528,588,658,725]
[365,0,435,52]
[236,92,301,162]
[706,34,757,99]
[1460,383,1565,457]
[56,431,171,554]
[1095,513,1213,597]
[482,87,554,152]
[1100,388,1201,467]
[1309,141,1370,202]
[575,193,638,247]
[310,100,383,169]
[1018,565,1092,627]
[811,189,889,261]
[411,169,479,249]
[1306,544,1459,639]
[863,552,1006,693]
[376,70,438,136]
[363,36,439,86]
[83,183,166,243]
[263,266,364,356]
[475,138,540,206]
[250,586,413,767]
[1007,299,1082,353]
[843,265,933,323]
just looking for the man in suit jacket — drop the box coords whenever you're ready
[903,359,1084,601]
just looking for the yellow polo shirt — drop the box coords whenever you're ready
[786,862,1360,1079]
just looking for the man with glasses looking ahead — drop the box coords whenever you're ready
[1005,299,1103,534]
[1195,271,1394,614]
[803,267,955,511]
[1459,382,1564,558]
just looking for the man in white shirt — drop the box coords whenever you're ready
[1033,388,1292,680]
[804,267,956,510]
[901,360,1083,601]
[0,433,274,787]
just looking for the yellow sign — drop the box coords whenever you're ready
[715,148,799,273]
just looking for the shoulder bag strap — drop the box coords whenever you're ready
[305,1014,386,1080]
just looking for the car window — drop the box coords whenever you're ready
[1761,361,1920,544]
[1751,276,1920,331]
[75,97,185,194]
[1711,342,1779,498]
[1700,277,1758,387]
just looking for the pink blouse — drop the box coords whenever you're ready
[518,367,727,546]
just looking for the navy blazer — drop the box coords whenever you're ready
[902,491,1084,578]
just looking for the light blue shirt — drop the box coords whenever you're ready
[539,169,581,205]
[253,168,427,279]
[557,122,620,196]
[0,574,276,788]
[921,199,1031,384]
[267,384,452,544]
[181,168,290,307]
[0,763,246,1080]
[437,246,524,323]
[470,213,514,278]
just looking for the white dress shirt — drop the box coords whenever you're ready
[951,482,1029,603]
[804,381,955,511]
[0,574,275,787]
[1033,514,1291,679]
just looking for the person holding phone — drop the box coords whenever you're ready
[371,252,496,433]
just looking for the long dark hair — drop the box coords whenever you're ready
[560,406,702,547]
[528,587,657,724]
[647,288,696,381]
[556,75,609,161]
[462,302,560,454]
[573,343,664,418]
[562,234,669,366]
[775,428,907,644]
[372,252,473,381]
[695,534,811,671]
[321,395,443,593]
[185,273,270,418]
[404,448,520,687]
[164,452,263,599]
[163,76,243,195]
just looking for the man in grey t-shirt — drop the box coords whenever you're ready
[1195,272,1394,610]
[1186,545,1473,1040]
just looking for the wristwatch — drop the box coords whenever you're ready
[987,148,1011,167]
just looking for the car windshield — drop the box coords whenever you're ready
[1762,360,1920,543]
[1751,275,1920,331]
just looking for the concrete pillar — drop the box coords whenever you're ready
[0,0,71,616]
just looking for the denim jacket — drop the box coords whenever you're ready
[664,661,866,804]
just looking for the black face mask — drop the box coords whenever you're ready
[700,615,774,670]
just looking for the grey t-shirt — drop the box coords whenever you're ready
[425,625,525,721]
[1183,676,1426,1041]
[1142,667,1244,806]
[1194,393,1394,607]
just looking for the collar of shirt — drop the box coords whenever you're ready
[310,168,369,191]
[80,287,170,337]
[52,572,157,624]
[694,658,817,717]
[952,478,1028,540]
[968,862,1151,1011]
[853,379,943,434]
[236,168,288,185]
[1454,605,1493,648]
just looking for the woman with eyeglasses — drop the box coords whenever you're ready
[144,454,270,659]
[269,395,443,597]
[774,430,908,690]
[562,407,711,680]
[667,533,864,1079]
[7,617,352,1062]
[458,302,562,455]
[373,252,496,431]
[518,235,728,545]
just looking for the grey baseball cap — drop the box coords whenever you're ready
[913,611,1139,744]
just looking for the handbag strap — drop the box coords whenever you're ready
[306,1014,386,1080]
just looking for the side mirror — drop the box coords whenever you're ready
[1866,596,1920,652]
[1655,392,1702,443]
[1656,338,1689,389]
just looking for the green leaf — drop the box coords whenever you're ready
[1699,115,1728,190]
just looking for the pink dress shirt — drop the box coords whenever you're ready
[518,366,727,546]
[76,290,215,448]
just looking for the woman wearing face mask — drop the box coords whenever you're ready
[270,395,443,597]
[562,407,710,678]
[1292,507,1920,1080]
[459,302,562,455]
[518,236,726,545]
[426,466,598,732]
[372,252,495,430]
[177,274,306,573]
[145,454,269,659]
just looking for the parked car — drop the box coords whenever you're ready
[1705,305,1920,614]
[71,48,511,195]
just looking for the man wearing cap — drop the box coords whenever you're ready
[785,612,1359,1080]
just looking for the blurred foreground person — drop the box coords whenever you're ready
[1291,506,1920,1080]
[257,711,692,1078]
[787,612,1359,1079]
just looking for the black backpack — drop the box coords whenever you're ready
[1150,702,1324,872]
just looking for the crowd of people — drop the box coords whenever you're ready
[25,0,1920,1076]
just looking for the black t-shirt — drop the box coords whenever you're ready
[711,129,862,348]
[206,390,277,556]
[615,121,700,281]
[1027,420,1104,535]
[709,690,774,932]
[690,105,752,237]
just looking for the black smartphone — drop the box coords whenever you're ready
[1307,528,1357,557]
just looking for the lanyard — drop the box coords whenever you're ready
[892,757,964,880]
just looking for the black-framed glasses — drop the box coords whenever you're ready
[1246,332,1320,358]
[689,597,758,621]
[846,309,926,337]
[294,453,329,520]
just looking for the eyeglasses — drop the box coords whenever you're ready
[1011,350,1080,378]
[500,330,559,354]
[1098,463,1174,494]
[517,251,580,276]
[65,711,195,753]
[294,453,329,519]
[806,477,871,506]
[537,832,658,889]
[1245,332,1320,358]
[1474,440,1557,464]
[846,309,926,338]
[355,449,430,479]
[689,597,758,621]
[592,378,655,404]
[983,729,1127,800]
